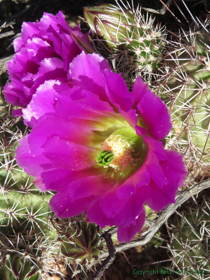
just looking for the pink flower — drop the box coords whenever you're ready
[3,11,93,115]
[16,52,186,242]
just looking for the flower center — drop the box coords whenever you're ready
[96,127,147,171]
[96,150,114,166]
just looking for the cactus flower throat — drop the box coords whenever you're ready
[96,127,147,182]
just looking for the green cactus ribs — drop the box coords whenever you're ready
[56,219,103,263]
[50,215,104,278]
[84,2,166,86]
[0,181,59,279]
[167,188,210,279]
[0,141,62,279]
[157,20,210,180]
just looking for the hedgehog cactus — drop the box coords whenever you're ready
[57,219,103,264]
[168,189,210,279]
[0,175,58,279]
[157,20,210,178]
[46,216,104,278]
[0,141,61,279]
[0,250,42,280]
[84,3,166,84]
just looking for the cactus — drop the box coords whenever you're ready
[60,222,102,262]
[84,2,166,86]
[1,78,67,279]
[51,216,104,278]
[49,216,104,278]
[0,133,64,279]
[167,189,210,279]
[156,19,210,179]
[0,170,59,279]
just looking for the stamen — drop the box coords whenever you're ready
[96,127,147,171]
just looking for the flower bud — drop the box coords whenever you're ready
[84,4,135,48]
[84,4,166,73]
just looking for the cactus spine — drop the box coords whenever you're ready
[168,189,210,279]
[0,118,63,279]
[157,20,210,179]
[84,2,166,86]
[0,160,59,279]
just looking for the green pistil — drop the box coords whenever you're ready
[96,150,114,166]
[96,127,147,174]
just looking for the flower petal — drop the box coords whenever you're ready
[140,132,168,189]
[146,151,186,211]
[146,179,175,211]
[133,76,149,105]
[103,69,135,112]
[42,135,97,170]
[117,163,151,199]
[135,77,171,140]
[68,174,115,200]
[50,193,96,218]
[115,186,149,227]
[69,52,110,100]
[16,136,50,176]
[117,206,145,242]
[87,199,118,228]
[22,80,62,125]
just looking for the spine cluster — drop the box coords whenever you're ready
[84,2,166,86]
[167,189,210,279]
[156,20,210,180]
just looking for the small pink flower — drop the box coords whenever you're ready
[3,11,93,115]
[16,52,186,242]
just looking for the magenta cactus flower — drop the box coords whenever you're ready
[16,52,186,242]
[3,11,94,115]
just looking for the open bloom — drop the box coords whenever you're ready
[16,52,186,242]
[3,11,93,115]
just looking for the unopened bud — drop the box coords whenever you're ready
[84,4,134,48]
